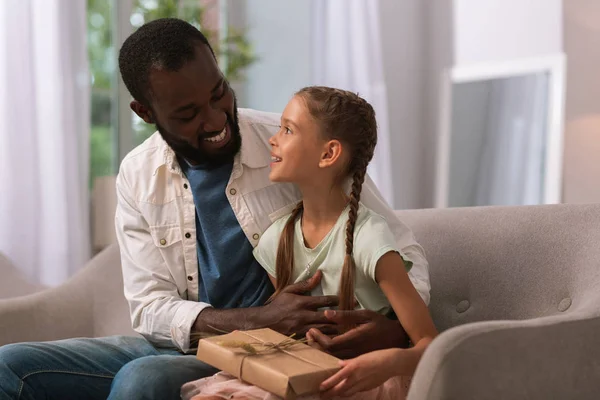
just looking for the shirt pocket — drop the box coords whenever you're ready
[148,225,188,298]
[149,225,185,275]
[150,225,183,248]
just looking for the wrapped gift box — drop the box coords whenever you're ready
[196,328,341,399]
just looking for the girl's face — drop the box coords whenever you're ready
[269,96,331,184]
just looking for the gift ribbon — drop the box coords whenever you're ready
[231,330,329,383]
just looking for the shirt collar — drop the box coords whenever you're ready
[238,118,271,169]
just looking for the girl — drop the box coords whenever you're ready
[182,86,438,400]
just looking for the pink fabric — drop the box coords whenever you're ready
[181,372,410,400]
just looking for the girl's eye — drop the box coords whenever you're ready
[277,125,292,134]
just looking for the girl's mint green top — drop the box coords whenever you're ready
[253,203,412,315]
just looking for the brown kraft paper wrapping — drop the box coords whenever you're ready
[196,328,342,399]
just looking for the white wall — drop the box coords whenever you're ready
[379,0,426,209]
[229,0,428,209]
[563,0,600,204]
[229,0,572,209]
[453,0,563,66]
[229,0,312,113]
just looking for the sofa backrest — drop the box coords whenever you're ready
[397,203,600,332]
[85,204,600,337]
[0,252,46,299]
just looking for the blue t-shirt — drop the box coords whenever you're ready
[179,158,273,309]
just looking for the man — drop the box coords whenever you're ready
[0,18,430,400]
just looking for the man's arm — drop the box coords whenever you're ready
[115,171,209,351]
[307,309,410,359]
[116,172,338,352]
[193,271,338,338]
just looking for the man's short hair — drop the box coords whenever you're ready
[118,18,215,105]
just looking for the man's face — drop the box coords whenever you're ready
[131,44,241,166]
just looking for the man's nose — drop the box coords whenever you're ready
[201,108,226,133]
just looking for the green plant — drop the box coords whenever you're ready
[131,0,257,81]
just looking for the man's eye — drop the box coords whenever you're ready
[179,113,197,122]
[212,81,228,101]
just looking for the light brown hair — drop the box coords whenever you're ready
[271,86,378,312]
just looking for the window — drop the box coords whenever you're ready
[88,0,116,186]
[87,0,254,186]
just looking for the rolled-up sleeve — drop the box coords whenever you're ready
[359,174,431,305]
[115,171,211,352]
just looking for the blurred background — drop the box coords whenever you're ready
[0,0,598,289]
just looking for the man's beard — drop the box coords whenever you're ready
[156,97,241,167]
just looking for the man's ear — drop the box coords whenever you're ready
[130,100,155,124]
[319,140,343,169]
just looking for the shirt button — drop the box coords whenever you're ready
[187,275,193,281]
[185,232,191,239]
[183,183,188,189]
[252,233,260,240]
[229,188,237,195]
[159,239,166,246]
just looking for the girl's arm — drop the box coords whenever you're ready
[320,251,438,397]
[375,251,438,372]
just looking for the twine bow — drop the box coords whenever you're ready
[217,331,327,382]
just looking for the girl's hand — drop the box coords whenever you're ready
[319,348,399,398]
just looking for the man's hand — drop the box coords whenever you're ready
[194,271,340,337]
[307,309,409,359]
[257,271,340,336]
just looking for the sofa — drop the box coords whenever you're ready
[1,203,599,399]
[0,252,45,299]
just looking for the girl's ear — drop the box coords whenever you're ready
[319,139,343,168]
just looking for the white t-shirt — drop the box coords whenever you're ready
[253,203,413,315]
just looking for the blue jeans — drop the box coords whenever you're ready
[0,336,218,400]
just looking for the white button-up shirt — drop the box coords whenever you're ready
[115,108,431,352]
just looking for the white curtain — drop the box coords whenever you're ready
[474,74,549,206]
[311,0,394,205]
[0,0,91,286]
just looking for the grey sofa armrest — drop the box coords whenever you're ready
[0,279,93,346]
[0,245,136,346]
[408,314,600,400]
